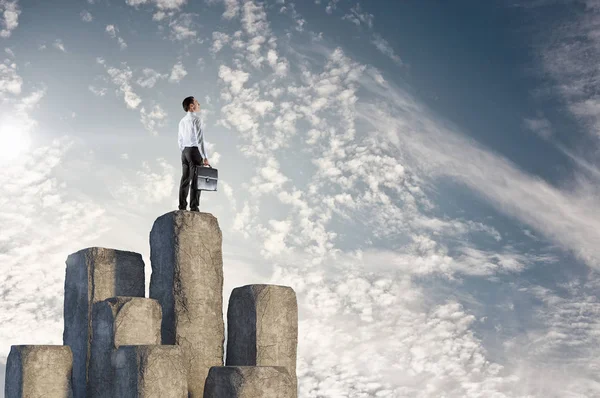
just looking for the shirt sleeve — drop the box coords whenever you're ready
[178,122,184,152]
[196,118,207,159]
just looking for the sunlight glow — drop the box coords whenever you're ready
[0,113,31,165]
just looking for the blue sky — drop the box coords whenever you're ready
[2,0,600,396]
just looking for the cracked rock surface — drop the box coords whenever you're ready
[204,366,294,398]
[89,297,162,398]
[113,345,186,398]
[63,247,145,398]
[5,345,73,398]
[150,211,225,398]
[226,285,298,395]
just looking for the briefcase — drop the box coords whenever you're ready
[196,165,218,191]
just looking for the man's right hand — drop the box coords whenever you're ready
[203,158,210,166]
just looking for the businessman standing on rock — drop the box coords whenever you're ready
[178,96,210,212]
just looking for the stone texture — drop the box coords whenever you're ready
[113,345,187,398]
[89,297,162,398]
[226,285,298,395]
[204,366,294,398]
[5,345,73,398]
[149,210,224,398]
[63,247,145,398]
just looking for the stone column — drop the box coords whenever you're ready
[89,297,162,398]
[226,285,298,395]
[149,211,224,398]
[113,345,187,398]
[204,366,294,398]
[63,247,145,398]
[5,345,73,398]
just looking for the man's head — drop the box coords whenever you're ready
[182,96,200,113]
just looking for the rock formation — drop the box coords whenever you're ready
[5,345,73,398]
[4,211,298,398]
[63,247,145,398]
[113,345,187,397]
[89,297,162,398]
[204,366,295,398]
[226,284,298,395]
[149,211,225,398]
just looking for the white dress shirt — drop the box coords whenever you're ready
[178,111,207,158]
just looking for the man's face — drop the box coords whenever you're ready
[193,99,200,112]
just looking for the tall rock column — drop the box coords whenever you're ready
[204,366,295,398]
[5,345,73,398]
[149,211,225,398]
[63,247,145,398]
[226,285,298,396]
[88,297,162,398]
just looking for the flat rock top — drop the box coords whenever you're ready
[68,246,143,257]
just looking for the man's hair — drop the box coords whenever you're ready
[182,96,195,112]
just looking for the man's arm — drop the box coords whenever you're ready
[178,124,184,152]
[196,117,208,162]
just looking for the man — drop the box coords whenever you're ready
[178,96,210,212]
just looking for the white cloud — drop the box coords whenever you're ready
[218,65,249,94]
[269,254,524,397]
[0,0,20,38]
[110,158,176,206]
[211,31,230,54]
[104,62,142,109]
[88,85,107,96]
[523,115,552,139]
[80,10,93,22]
[168,13,200,41]
[139,104,167,135]
[169,61,187,82]
[372,33,402,66]
[126,0,187,10]
[0,136,109,363]
[136,68,168,88]
[204,0,240,20]
[105,25,127,50]
[0,60,22,95]
[342,3,374,29]
[53,39,66,52]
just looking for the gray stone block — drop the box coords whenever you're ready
[113,345,187,398]
[226,285,298,395]
[63,247,145,398]
[89,297,162,398]
[149,211,225,398]
[5,345,73,398]
[204,366,294,398]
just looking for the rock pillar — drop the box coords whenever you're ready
[204,366,294,398]
[88,296,162,398]
[5,345,73,398]
[226,285,298,395]
[63,247,145,398]
[149,211,224,397]
[113,345,187,397]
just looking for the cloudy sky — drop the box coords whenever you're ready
[3,0,600,396]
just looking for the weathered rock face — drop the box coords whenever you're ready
[204,366,294,398]
[149,211,225,398]
[88,297,162,398]
[5,345,73,398]
[226,285,298,394]
[113,345,187,398]
[63,247,145,398]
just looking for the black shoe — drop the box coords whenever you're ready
[190,208,199,212]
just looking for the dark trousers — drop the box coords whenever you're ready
[179,146,203,210]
